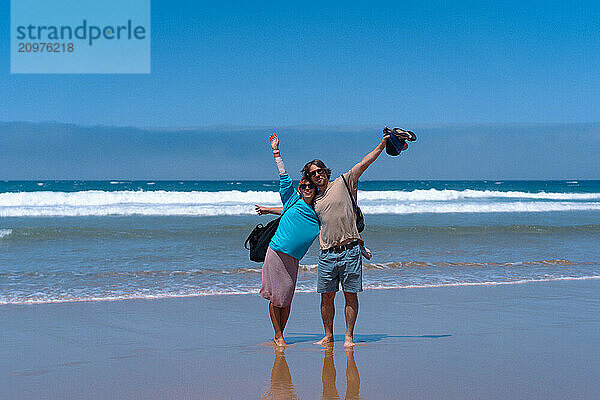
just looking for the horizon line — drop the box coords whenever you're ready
[2,120,600,131]
[3,179,598,182]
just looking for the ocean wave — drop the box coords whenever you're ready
[2,201,600,217]
[362,201,600,215]
[358,188,600,201]
[361,275,600,290]
[3,225,599,241]
[0,229,12,239]
[0,189,281,207]
[2,275,598,305]
[1,189,600,217]
[0,259,587,279]
[2,188,599,206]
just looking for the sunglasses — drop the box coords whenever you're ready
[308,168,326,177]
[299,183,315,190]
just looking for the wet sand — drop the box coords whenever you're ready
[2,279,599,399]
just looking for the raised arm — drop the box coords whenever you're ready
[349,135,390,184]
[254,134,293,216]
[271,133,286,175]
[270,132,295,202]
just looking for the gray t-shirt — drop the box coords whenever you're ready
[313,170,360,250]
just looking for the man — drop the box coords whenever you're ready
[303,133,390,347]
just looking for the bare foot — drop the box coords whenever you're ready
[344,335,356,347]
[314,336,334,347]
[274,345,286,354]
[274,337,288,347]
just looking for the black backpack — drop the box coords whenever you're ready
[244,197,300,262]
[244,218,281,262]
[342,175,364,233]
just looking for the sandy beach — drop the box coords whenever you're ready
[4,0,599,399]
[2,279,599,399]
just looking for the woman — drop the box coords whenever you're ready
[254,133,320,347]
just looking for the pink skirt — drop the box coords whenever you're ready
[259,246,299,308]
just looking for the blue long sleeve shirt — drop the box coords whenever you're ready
[269,174,320,260]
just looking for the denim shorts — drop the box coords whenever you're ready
[317,244,363,293]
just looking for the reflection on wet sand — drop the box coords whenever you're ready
[262,349,299,400]
[321,348,338,399]
[262,347,360,399]
[322,348,360,400]
[345,349,360,400]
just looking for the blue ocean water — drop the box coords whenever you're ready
[1,180,599,304]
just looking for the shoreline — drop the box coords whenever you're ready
[3,279,599,399]
[2,275,600,306]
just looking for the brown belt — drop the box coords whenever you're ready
[324,240,360,253]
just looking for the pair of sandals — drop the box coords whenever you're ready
[384,127,417,156]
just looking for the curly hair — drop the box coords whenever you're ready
[301,159,332,180]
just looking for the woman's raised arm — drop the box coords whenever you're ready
[268,132,294,204]
[270,133,286,175]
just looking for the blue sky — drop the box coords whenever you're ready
[1,0,599,127]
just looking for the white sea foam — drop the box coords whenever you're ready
[0,229,12,238]
[357,188,600,201]
[361,275,600,290]
[361,201,600,215]
[0,190,280,207]
[2,275,598,305]
[2,201,600,217]
[1,189,599,217]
